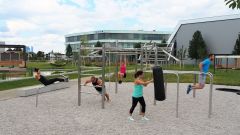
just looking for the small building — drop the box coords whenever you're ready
[0,44,27,68]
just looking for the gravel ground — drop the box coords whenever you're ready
[0,80,239,135]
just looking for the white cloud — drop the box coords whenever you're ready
[0,0,239,53]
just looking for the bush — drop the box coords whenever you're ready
[50,60,67,67]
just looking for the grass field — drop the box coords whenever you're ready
[0,62,240,91]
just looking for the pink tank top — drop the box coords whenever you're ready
[120,64,126,73]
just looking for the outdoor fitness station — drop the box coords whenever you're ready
[77,41,214,118]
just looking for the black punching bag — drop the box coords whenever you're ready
[152,66,166,101]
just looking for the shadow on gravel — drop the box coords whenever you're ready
[216,88,240,95]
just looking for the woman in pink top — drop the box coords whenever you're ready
[118,60,127,84]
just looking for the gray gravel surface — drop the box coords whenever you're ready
[0,81,240,135]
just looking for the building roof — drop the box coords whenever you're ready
[65,30,172,37]
[0,44,26,48]
[167,14,240,43]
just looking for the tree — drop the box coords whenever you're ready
[36,51,45,60]
[158,38,167,47]
[188,30,208,65]
[95,41,102,55]
[66,44,73,58]
[225,0,240,9]
[232,35,240,55]
[134,42,141,48]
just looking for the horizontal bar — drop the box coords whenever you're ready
[80,84,102,88]
[81,74,100,76]
[81,56,103,58]
[215,55,240,58]
[81,66,102,69]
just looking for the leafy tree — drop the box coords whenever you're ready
[157,39,167,47]
[134,42,141,48]
[188,30,208,65]
[7,48,12,51]
[36,51,45,60]
[13,48,22,51]
[28,52,37,60]
[225,0,240,9]
[66,44,73,58]
[95,41,102,55]
[232,35,240,55]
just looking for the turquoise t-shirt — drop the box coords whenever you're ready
[202,58,211,73]
[132,84,143,98]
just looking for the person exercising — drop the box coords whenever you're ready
[118,60,127,84]
[128,70,153,121]
[34,68,68,86]
[84,76,110,102]
[187,54,214,94]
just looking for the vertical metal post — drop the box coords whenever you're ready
[78,44,82,106]
[36,88,39,107]
[102,44,106,109]
[208,73,213,118]
[213,55,216,74]
[226,58,228,72]
[154,43,158,66]
[164,76,168,98]
[140,44,144,70]
[135,53,138,72]
[176,74,179,118]
[193,74,197,98]
[154,44,158,105]
[115,54,118,94]
[108,50,111,91]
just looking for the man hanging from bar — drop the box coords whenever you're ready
[187,54,214,94]
[84,76,110,101]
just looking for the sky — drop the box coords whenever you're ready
[0,0,239,53]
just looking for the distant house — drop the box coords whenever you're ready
[48,51,66,62]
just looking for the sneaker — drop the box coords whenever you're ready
[128,116,134,121]
[118,80,122,84]
[141,116,149,121]
[187,85,192,94]
[236,92,240,95]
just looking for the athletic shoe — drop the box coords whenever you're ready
[118,80,122,84]
[237,92,240,95]
[187,85,192,94]
[128,116,134,121]
[141,116,149,121]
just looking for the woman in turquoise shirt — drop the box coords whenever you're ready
[128,70,153,121]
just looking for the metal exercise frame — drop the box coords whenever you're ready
[78,44,106,109]
[77,44,142,108]
[148,70,214,118]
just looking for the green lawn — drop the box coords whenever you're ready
[0,62,240,91]
[27,61,77,70]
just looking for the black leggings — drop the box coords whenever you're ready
[44,78,65,85]
[129,97,146,114]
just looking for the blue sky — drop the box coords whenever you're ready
[0,0,239,53]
